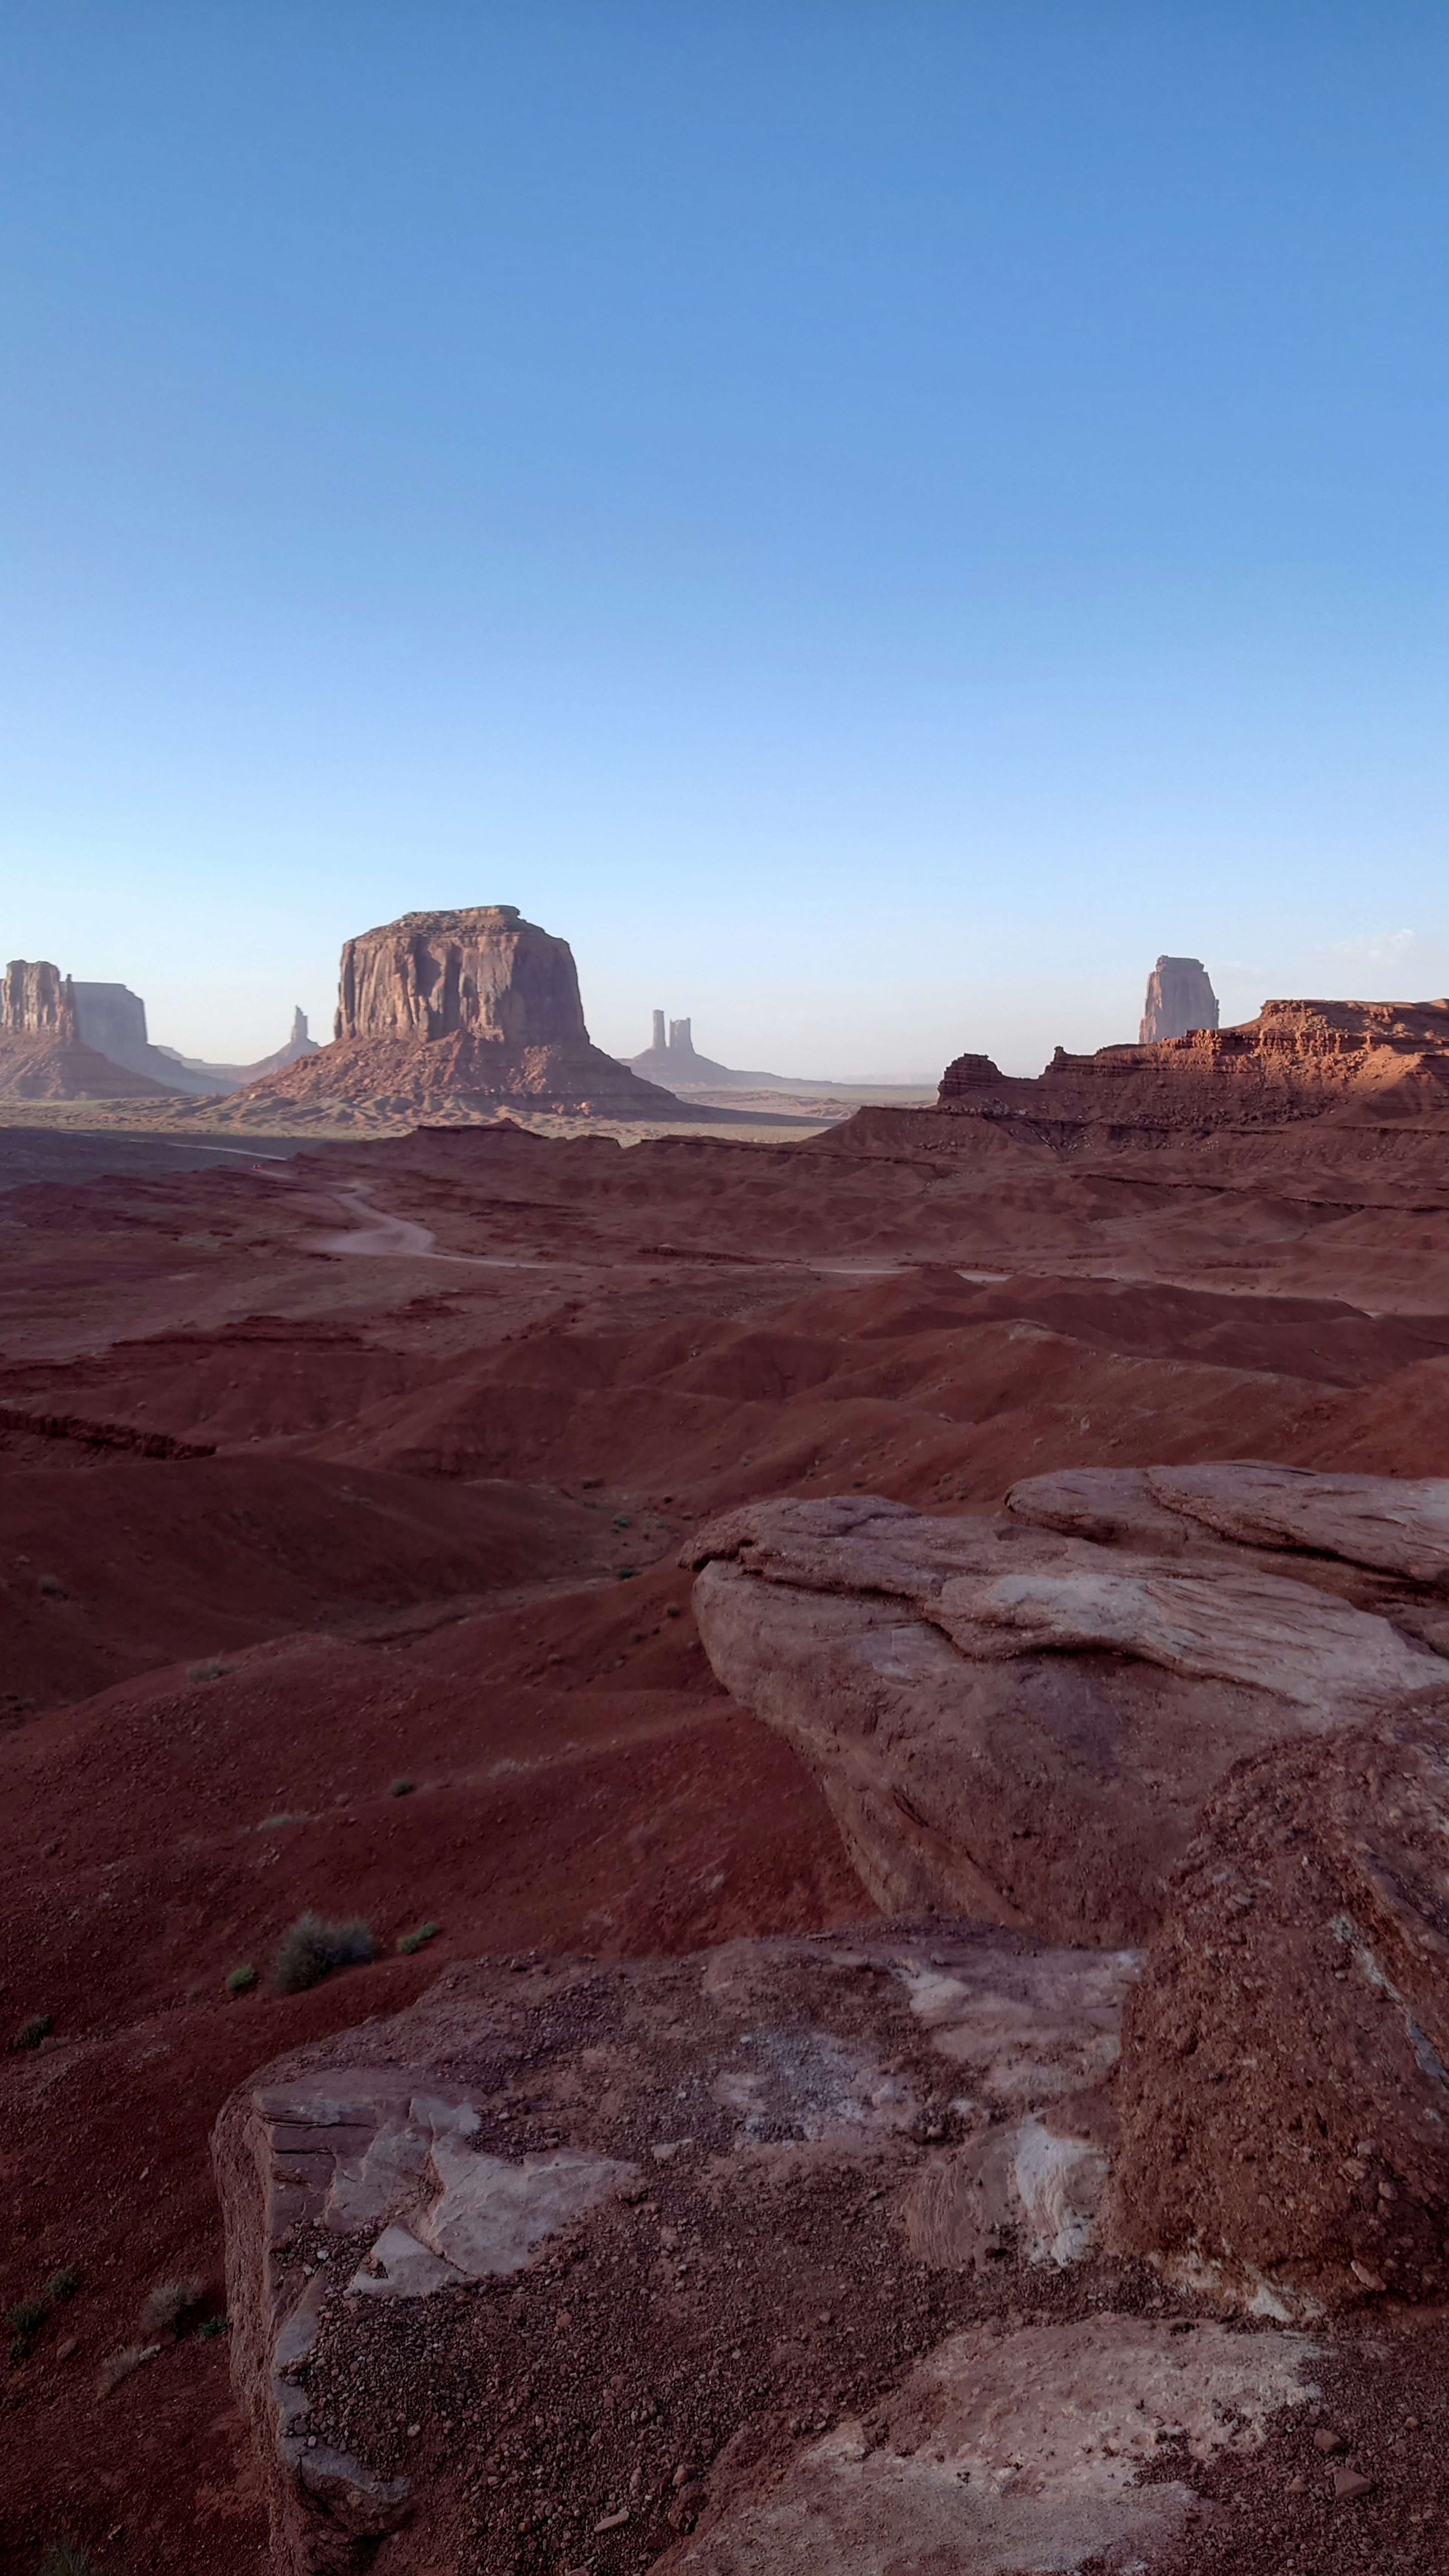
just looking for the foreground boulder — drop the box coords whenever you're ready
[1110,1694,1449,2316]
[683,1493,1442,1944]
[214,1918,1144,2573]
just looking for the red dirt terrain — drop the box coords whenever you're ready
[5,1104,1449,2571]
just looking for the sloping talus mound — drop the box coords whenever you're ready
[233,906,702,1123]
[218,1916,1342,2576]
[1110,1695,1449,2317]
[682,1490,1445,1945]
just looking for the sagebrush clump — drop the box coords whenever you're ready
[272,1911,375,1994]
[10,2012,51,2052]
[38,2542,108,2576]
[138,2273,204,2337]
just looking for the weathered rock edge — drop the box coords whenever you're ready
[682,1488,1446,1945]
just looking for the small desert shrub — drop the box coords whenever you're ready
[225,1965,257,1995]
[6,2264,77,2359]
[389,1776,414,1797]
[11,2013,51,2052]
[37,1573,69,1598]
[38,2542,108,2576]
[665,1603,681,1619]
[397,1921,438,1955]
[273,1912,375,1994]
[97,2342,159,2393]
[615,1566,638,1581]
[194,2313,228,2341]
[186,1658,231,1684]
[138,2274,204,2338]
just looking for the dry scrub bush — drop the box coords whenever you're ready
[39,2544,108,2576]
[138,2273,203,2337]
[273,1911,375,1994]
[97,2341,160,2393]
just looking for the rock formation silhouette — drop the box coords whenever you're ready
[0,961,325,1098]
[1139,954,1219,1042]
[242,906,697,1121]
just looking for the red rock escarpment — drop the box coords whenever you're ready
[933,997,1449,1137]
[236,906,700,1120]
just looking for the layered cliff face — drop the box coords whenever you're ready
[241,906,690,1121]
[334,906,591,1047]
[930,998,1449,1143]
[0,958,176,1100]
[1138,954,1218,1043]
[2,958,75,1038]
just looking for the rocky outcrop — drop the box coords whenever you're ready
[243,1007,319,1080]
[1139,955,1218,1043]
[237,908,707,1123]
[214,1919,1165,2574]
[0,959,178,1099]
[924,997,1449,1144]
[682,1490,1445,1946]
[2,958,75,1036]
[333,908,591,1046]
[1110,1695,1449,2316]
[627,1013,790,1090]
[215,1922,1344,2574]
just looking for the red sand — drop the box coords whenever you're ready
[6,1110,1449,2570]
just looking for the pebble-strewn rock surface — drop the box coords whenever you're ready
[215,1919,1148,2573]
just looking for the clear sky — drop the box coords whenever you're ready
[3,3,1446,1076]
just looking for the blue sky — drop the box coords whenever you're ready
[3,3,1446,1075]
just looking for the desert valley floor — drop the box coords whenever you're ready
[6,1107,1449,2572]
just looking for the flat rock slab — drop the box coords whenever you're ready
[1111,1690,1449,2315]
[657,2313,1321,2574]
[684,1496,1441,1945]
[1009,1459,1449,1591]
[214,1917,1139,2574]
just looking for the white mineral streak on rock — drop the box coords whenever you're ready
[668,2316,1319,2576]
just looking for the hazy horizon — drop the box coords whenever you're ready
[5,5,1446,1080]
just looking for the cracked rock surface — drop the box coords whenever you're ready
[213,1917,1140,2573]
[683,1488,1446,1944]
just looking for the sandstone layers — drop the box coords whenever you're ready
[932,996,1449,1140]
[1139,954,1219,1043]
[0,958,175,1099]
[240,906,695,1123]
[1,957,319,1099]
[682,1483,1444,1945]
[685,1467,1449,2323]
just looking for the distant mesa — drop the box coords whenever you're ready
[1139,955,1219,1044]
[237,906,771,1125]
[0,957,318,1101]
[927,995,1449,1142]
